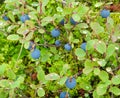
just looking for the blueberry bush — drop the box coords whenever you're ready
[0,0,120,98]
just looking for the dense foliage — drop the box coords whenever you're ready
[0,0,120,98]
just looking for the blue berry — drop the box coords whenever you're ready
[3,16,9,21]
[64,44,72,51]
[55,40,61,46]
[31,49,40,59]
[59,19,64,25]
[80,42,86,51]
[65,77,76,89]
[100,9,110,18]
[51,29,60,37]
[28,41,36,50]
[20,14,30,23]
[60,92,70,98]
[70,17,77,25]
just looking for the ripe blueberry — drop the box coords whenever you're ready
[3,16,9,21]
[65,77,76,89]
[55,40,61,46]
[70,17,77,25]
[31,49,40,59]
[100,9,110,18]
[28,41,36,50]
[20,14,30,23]
[80,42,86,51]
[60,92,70,98]
[59,19,64,25]
[64,44,72,51]
[51,29,60,37]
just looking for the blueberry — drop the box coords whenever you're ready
[55,40,61,46]
[65,77,76,89]
[59,19,64,25]
[51,29,60,37]
[64,43,72,51]
[70,17,77,25]
[28,41,36,50]
[80,42,86,51]
[31,49,40,59]
[20,14,30,23]
[60,92,70,98]
[3,16,9,21]
[100,9,110,18]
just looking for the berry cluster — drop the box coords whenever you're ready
[2,8,111,97]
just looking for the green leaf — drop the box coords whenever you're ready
[106,44,115,58]
[90,22,104,34]
[36,66,45,82]
[93,90,104,98]
[24,41,29,49]
[6,70,16,80]
[83,65,93,75]
[0,20,8,28]
[7,25,18,32]
[11,76,25,88]
[58,76,67,86]
[98,71,109,82]
[109,86,120,96]
[81,30,90,34]
[25,20,35,28]
[7,34,20,41]
[0,64,6,76]
[94,2,103,7]
[96,41,106,54]
[57,7,63,12]
[25,32,33,41]
[63,8,73,15]
[41,16,54,22]
[37,6,40,13]
[8,11,15,22]
[97,59,107,67]
[45,73,60,80]
[107,17,114,28]
[72,14,80,22]
[37,88,45,97]
[96,84,107,95]
[94,68,100,75]
[42,0,49,6]
[111,75,120,85]
[64,24,72,30]
[30,84,37,89]
[83,60,95,74]
[0,90,8,98]
[40,49,51,62]
[38,29,45,34]
[0,80,10,88]
[17,25,29,35]
[80,81,92,91]
[75,48,86,58]
[26,5,37,10]
[78,23,88,29]
[73,39,79,43]
[86,40,96,50]
[75,5,89,18]
[60,64,70,76]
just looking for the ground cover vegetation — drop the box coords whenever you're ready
[0,0,120,98]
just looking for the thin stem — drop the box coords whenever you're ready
[37,43,55,47]
[65,88,69,98]
[15,42,24,66]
